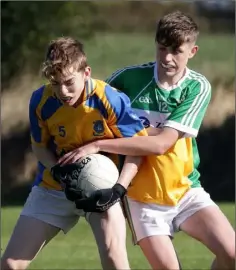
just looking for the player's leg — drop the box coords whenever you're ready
[123,197,181,270]
[1,186,80,270]
[175,188,235,270]
[139,236,181,270]
[87,202,130,270]
[1,216,60,270]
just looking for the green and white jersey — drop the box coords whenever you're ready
[106,62,211,187]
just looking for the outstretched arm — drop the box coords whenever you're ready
[96,126,182,156]
[94,127,183,156]
[58,126,183,163]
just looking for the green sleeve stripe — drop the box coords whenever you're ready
[188,79,210,128]
[181,74,211,128]
[187,75,211,128]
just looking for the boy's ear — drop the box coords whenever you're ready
[84,66,91,79]
[189,45,198,59]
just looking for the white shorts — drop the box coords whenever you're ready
[124,187,217,244]
[21,186,88,233]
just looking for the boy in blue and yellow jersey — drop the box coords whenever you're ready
[66,12,235,270]
[1,37,147,270]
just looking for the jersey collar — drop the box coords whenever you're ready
[82,78,96,101]
[154,62,190,90]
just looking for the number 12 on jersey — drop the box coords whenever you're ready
[158,101,168,113]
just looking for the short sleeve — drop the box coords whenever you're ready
[29,87,50,146]
[164,79,211,137]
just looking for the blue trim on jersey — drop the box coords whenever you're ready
[29,86,45,143]
[85,95,108,119]
[33,161,45,186]
[104,85,144,137]
[41,96,63,121]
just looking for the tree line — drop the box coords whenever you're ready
[2,1,234,89]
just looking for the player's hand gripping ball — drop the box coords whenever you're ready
[51,154,120,205]
[75,183,127,213]
[51,162,86,201]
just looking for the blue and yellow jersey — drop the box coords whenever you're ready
[29,78,146,190]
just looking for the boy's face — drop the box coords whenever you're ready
[50,66,91,106]
[156,41,198,79]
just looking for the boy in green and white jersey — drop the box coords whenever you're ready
[106,61,209,190]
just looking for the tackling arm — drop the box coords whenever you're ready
[94,127,183,156]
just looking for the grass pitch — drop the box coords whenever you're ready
[1,203,234,269]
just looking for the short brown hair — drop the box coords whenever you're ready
[155,11,199,49]
[42,36,88,79]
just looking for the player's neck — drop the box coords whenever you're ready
[73,96,83,108]
[157,68,186,90]
[73,89,85,108]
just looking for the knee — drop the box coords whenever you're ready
[101,241,129,269]
[106,239,127,259]
[1,258,27,270]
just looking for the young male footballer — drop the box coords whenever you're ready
[65,11,235,270]
[1,37,147,270]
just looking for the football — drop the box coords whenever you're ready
[74,153,119,197]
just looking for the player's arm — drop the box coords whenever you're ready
[116,156,142,189]
[29,91,57,170]
[94,80,211,156]
[94,127,180,156]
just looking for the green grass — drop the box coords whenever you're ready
[1,203,235,269]
[84,33,234,84]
